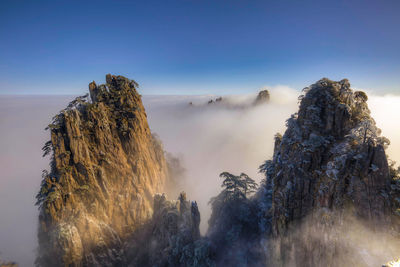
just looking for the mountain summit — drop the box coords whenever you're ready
[261,78,397,266]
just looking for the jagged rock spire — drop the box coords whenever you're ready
[36,74,168,266]
[265,78,391,235]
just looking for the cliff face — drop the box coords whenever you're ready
[203,79,399,266]
[262,78,395,266]
[36,74,168,266]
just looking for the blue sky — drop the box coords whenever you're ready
[1,0,399,95]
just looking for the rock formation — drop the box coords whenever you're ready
[126,192,214,266]
[261,78,396,266]
[254,90,270,105]
[35,76,400,266]
[36,74,168,266]
[266,78,391,230]
[207,97,223,105]
[204,78,400,266]
[190,90,270,108]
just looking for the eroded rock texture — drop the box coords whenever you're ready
[126,192,214,267]
[36,74,168,266]
[261,78,396,266]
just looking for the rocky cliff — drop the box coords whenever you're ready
[266,78,391,230]
[202,78,400,266]
[261,78,397,266]
[36,74,168,266]
[126,192,214,266]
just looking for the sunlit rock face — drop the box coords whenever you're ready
[36,75,168,266]
[262,78,394,266]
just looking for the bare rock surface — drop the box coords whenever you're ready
[265,78,391,231]
[261,78,397,266]
[36,74,168,266]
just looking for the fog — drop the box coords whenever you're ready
[0,88,400,266]
[368,93,400,165]
[142,86,299,233]
[0,96,74,266]
[268,211,400,266]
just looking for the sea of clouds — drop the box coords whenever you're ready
[0,86,400,266]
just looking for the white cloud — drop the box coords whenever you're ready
[0,87,399,265]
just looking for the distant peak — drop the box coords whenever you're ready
[254,89,270,105]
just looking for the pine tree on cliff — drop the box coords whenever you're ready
[219,172,258,200]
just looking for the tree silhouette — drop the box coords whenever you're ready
[219,172,258,200]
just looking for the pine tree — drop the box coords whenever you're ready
[219,172,258,200]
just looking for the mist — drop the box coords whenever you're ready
[0,96,73,266]
[267,210,400,266]
[1,87,400,266]
[144,88,400,233]
[143,86,299,232]
[368,93,400,166]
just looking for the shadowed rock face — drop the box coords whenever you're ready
[267,78,391,231]
[36,74,168,266]
[262,78,394,266]
[126,192,214,267]
[34,77,399,267]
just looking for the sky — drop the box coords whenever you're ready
[1,0,400,95]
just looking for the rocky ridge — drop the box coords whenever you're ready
[191,89,270,108]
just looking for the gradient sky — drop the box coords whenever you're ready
[1,0,399,95]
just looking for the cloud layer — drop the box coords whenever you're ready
[0,86,399,265]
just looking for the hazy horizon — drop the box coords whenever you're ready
[1,1,400,95]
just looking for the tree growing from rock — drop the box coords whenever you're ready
[218,172,258,201]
